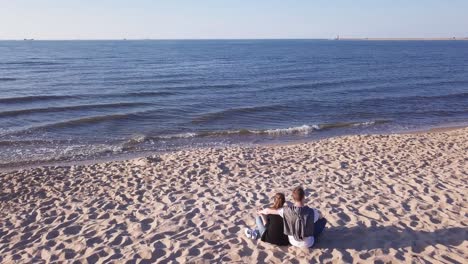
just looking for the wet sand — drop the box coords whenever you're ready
[0,128,467,263]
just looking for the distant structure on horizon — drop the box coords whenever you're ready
[333,36,468,41]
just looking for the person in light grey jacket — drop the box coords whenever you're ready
[283,203,316,241]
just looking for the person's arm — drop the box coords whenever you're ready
[257,208,280,215]
[260,214,267,225]
[313,208,322,222]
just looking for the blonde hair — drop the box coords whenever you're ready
[292,186,305,202]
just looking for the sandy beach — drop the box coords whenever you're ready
[0,128,467,263]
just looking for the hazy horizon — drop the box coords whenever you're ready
[2,0,468,40]
[2,37,468,41]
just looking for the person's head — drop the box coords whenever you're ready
[271,193,286,209]
[292,186,305,203]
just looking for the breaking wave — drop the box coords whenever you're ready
[124,120,391,144]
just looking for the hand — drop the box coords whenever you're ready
[317,210,322,219]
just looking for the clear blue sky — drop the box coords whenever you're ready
[1,0,467,39]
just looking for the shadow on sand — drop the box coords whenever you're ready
[309,224,467,263]
[315,224,467,252]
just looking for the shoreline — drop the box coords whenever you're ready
[1,123,467,173]
[1,125,466,262]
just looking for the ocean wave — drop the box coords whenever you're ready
[0,139,75,147]
[353,92,468,108]
[414,79,468,87]
[121,132,198,150]
[344,79,468,96]
[192,104,290,124]
[4,111,152,136]
[159,132,198,139]
[357,92,468,104]
[318,120,390,130]
[103,79,191,86]
[1,120,391,166]
[409,109,468,117]
[0,91,177,104]
[261,78,370,92]
[125,91,179,97]
[0,95,75,104]
[258,120,389,135]
[1,61,66,66]
[405,92,468,101]
[0,102,150,117]
[103,73,193,82]
[171,83,241,92]
[0,78,17,82]
[260,125,319,135]
[35,113,139,128]
[126,120,391,144]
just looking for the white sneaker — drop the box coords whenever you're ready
[244,228,253,239]
[252,229,260,239]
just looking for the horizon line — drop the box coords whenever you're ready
[1,37,468,41]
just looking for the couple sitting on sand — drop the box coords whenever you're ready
[245,187,327,248]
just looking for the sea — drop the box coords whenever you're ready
[1,40,467,169]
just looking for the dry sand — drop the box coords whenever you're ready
[0,128,467,263]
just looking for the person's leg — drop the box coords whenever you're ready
[313,218,327,239]
[255,216,266,236]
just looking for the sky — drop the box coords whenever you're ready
[1,0,468,40]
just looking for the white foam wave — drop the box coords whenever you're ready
[262,125,319,135]
[354,121,375,126]
[159,132,197,139]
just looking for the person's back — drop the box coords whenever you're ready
[279,187,327,248]
[261,214,289,246]
[245,193,289,246]
[282,205,315,241]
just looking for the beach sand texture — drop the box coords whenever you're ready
[0,128,467,263]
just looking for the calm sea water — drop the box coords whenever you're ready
[1,40,467,168]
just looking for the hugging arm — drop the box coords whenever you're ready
[260,214,267,225]
[315,209,323,219]
[257,208,280,216]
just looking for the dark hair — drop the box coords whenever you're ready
[292,187,305,202]
[271,193,286,209]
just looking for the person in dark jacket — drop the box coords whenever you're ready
[245,193,290,246]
